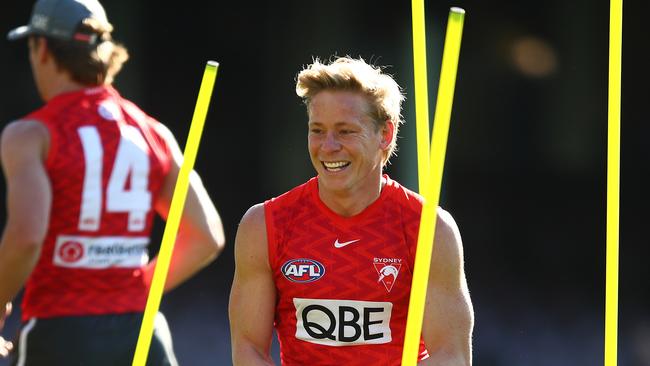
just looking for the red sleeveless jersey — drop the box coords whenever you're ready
[265,176,429,365]
[20,86,171,321]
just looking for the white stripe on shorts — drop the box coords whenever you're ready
[17,318,37,366]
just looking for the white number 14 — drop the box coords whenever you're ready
[77,125,152,232]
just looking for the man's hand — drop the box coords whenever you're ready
[0,303,13,358]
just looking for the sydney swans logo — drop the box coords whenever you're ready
[373,258,402,292]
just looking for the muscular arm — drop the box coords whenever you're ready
[0,120,51,309]
[420,208,474,366]
[144,123,225,292]
[229,204,277,366]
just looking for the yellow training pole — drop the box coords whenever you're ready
[411,0,432,195]
[605,0,622,365]
[403,8,465,366]
[403,0,432,363]
[402,1,433,362]
[132,61,219,366]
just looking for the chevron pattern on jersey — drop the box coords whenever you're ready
[267,176,429,365]
[21,86,171,320]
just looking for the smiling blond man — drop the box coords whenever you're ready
[229,56,473,366]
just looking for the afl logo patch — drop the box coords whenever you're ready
[281,259,325,283]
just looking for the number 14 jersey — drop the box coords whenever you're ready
[20,86,171,321]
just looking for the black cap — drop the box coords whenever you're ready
[7,0,112,43]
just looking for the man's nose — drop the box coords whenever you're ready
[321,132,341,152]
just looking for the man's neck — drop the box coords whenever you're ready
[318,175,386,217]
[42,76,92,101]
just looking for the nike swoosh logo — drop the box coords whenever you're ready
[334,239,361,248]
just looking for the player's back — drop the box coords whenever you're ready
[20,85,171,321]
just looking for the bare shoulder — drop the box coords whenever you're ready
[239,203,266,227]
[1,119,49,163]
[434,207,462,246]
[1,119,48,144]
[431,207,465,280]
[234,203,269,268]
[236,203,267,245]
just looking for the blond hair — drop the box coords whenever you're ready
[296,56,405,164]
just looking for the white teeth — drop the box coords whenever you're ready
[323,161,350,171]
[324,161,347,168]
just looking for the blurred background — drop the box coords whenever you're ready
[1,0,649,364]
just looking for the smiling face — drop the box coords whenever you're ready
[308,90,394,200]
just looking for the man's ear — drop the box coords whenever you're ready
[31,37,50,63]
[380,119,395,150]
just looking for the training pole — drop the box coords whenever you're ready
[403,7,465,366]
[605,0,622,364]
[132,61,219,366]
